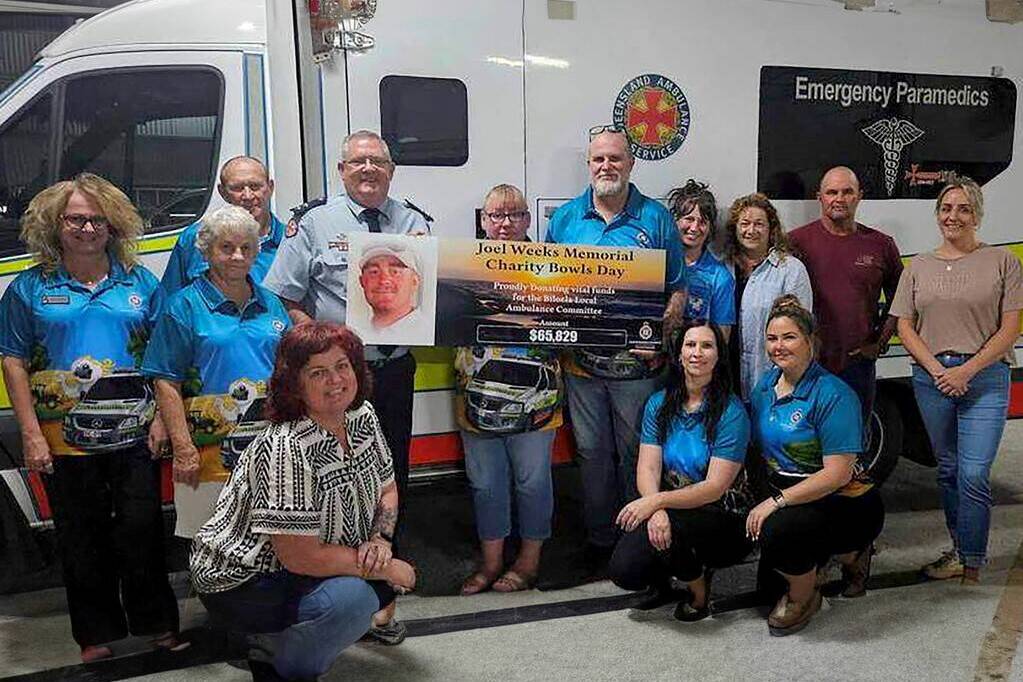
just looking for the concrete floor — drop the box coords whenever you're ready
[5,423,1023,681]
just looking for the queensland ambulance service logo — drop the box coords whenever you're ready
[612,74,690,161]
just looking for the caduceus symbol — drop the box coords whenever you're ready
[861,118,925,197]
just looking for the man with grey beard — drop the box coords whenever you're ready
[545,128,687,580]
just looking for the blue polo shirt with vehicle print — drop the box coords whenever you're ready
[750,361,870,496]
[141,275,290,481]
[0,260,163,455]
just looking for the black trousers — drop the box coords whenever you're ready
[608,505,753,587]
[369,352,416,551]
[44,447,179,647]
[758,488,885,577]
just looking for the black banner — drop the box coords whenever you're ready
[758,66,1016,200]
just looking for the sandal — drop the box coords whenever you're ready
[80,644,113,663]
[492,569,537,593]
[150,631,191,653]
[460,570,500,596]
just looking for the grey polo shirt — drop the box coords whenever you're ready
[262,192,429,362]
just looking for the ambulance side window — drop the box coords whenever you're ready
[0,94,51,258]
[60,68,223,234]
[379,75,468,166]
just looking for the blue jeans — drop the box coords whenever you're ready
[564,372,662,546]
[200,573,382,679]
[912,356,1010,568]
[837,356,875,429]
[461,429,556,541]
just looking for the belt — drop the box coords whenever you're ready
[935,351,973,359]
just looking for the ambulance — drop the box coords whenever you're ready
[0,0,1020,543]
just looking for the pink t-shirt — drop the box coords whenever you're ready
[788,220,903,374]
[889,245,1023,365]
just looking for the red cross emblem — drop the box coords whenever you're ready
[612,74,690,161]
[627,88,679,146]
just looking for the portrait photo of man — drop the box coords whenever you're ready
[346,234,437,346]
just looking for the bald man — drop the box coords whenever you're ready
[160,156,284,294]
[788,166,903,429]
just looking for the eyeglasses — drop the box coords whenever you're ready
[588,124,626,140]
[484,211,529,223]
[61,214,110,230]
[344,156,393,169]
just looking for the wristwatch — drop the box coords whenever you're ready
[375,531,394,544]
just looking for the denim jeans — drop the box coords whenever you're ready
[837,356,875,429]
[200,573,381,679]
[912,356,1010,568]
[564,372,662,546]
[461,429,555,541]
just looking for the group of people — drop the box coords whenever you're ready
[0,125,1019,680]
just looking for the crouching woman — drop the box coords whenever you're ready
[609,321,752,621]
[190,322,415,680]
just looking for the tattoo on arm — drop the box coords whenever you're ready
[371,502,398,538]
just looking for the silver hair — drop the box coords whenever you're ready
[196,205,260,257]
[339,130,393,163]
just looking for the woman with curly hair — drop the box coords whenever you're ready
[666,180,735,340]
[0,174,183,662]
[191,322,416,681]
[722,193,813,400]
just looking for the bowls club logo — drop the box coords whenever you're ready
[612,74,690,161]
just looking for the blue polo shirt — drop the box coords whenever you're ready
[0,260,162,455]
[142,276,290,482]
[641,389,749,489]
[685,248,736,325]
[546,183,686,292]
[750,362,865,494]
[160,212,286,295]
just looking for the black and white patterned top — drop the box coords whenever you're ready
[189,402,394,594]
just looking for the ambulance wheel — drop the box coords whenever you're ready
[865,392,903,486]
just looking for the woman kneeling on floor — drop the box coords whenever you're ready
[746,296,884,636]
[190,322,416,681]
[608,321,753,621]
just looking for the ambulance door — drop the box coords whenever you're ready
[0,50,247,285]
[326,1,526,470]
[329,0,525,239]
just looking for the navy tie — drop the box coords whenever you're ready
[363,208,382,233]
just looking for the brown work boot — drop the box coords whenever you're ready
[768,589,822,637]
[841,545,875,598]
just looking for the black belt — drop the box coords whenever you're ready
[935,351,973,359]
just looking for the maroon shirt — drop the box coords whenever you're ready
[788,219,903,374]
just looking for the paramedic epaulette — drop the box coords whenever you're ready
[403,198,434,224]
[285,197,328,238]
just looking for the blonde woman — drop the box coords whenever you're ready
[0,174,182,662]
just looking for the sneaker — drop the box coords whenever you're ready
[365,619,407,646]
[921,549,964,580]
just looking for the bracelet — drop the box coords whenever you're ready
[772,492,787,510]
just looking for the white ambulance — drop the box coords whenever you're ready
[0,0,1020,527]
